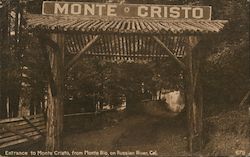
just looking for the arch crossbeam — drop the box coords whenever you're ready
[65,35,100,71]
[152,36,186,70]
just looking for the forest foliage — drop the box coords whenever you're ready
[0,0,249,117]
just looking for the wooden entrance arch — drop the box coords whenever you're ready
[25,7,227,153]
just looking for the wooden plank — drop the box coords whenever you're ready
[0,116,45,139]
[0,117,23,124]
[95,37,102,56]
[0,114,44,124]
[120,35,125,60]
[66,35,100,71]
[1,119,45,134]
[128,34,133,60]
[99,35,104,60]
[145,36,151,61]
[110,34,116,60]
[106,35,112,60]
[1,121,45,139]
[65,34,73,53]
[120,34,126,59]
[100,35,108,60]
[175,36,182,56]
[141,36,147,61]
[3,119,45,132]
[152,36,158,60]
[137,35,142,57]
[0,134,44,149]
[152,36,186,70]
[22,116,45,137]
[3,125,45,139]
[125,34,130,60]
[6,116,44,125]
[0,126,46,144]
[133,34,136,61]
[116,35,121,60]
[0,131,15,139]
[77,34,84,50]
[110,34,115,60]
[96,35,103,59]
[0,124,34,142]
[150,36,155,60]
[73,34,81,52]
[64,112,102,117]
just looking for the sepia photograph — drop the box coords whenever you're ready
[0,0,249,156]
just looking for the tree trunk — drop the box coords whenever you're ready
[0,93,7,119]
[18,85,32,117]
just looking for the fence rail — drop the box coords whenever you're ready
[0,114,46,150]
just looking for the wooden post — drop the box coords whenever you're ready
[46,33,64,151]
[184,36,203,153]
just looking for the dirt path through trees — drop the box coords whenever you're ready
[63,115,189,156]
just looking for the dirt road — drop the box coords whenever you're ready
[63,114,189,156]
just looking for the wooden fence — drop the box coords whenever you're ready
[0,114,46,150]
[0,110,117,150]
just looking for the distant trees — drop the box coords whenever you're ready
[65,58,183,112]
[0,0,21,118]
[0,0,47,118]
[202,0,249,105]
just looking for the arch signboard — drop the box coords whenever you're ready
[42,1,212,20]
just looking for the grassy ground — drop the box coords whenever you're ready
[202,109,250,156]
